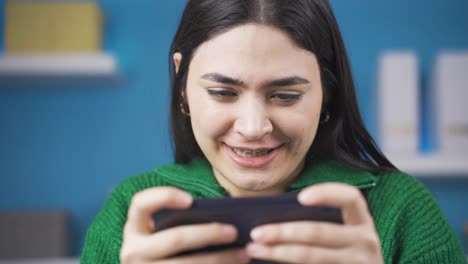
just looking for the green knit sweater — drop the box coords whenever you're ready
[81,158,467,263]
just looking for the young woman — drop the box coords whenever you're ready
[81,0,466,263]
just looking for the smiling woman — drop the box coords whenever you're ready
[178,24,323,197]
[81,0,467,264]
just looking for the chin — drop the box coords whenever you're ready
[230,173,283,195]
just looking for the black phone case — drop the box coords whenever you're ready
[153,193,342,264]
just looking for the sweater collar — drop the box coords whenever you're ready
[286,160,377,192]
[156,158,377,197]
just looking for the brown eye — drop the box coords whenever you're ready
[207,89,238,98]
[270,93,303,104]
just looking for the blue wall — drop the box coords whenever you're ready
[1,0,467,256]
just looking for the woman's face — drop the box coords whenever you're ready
[177,24,323,196]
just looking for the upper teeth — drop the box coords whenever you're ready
[232,147,272,157]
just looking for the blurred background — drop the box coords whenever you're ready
[0,0,467,260]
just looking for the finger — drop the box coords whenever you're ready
[251,221,357,248]
[140,223,238,259]
[298,183,372,225]
[246,242,344,264]
[125,187,192,235]
[156,249,250,264]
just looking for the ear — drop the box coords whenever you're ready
[173,52,183,74]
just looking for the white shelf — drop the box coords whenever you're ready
[0,53,119,85]
[0,53,117,76]
[390,154,468,177]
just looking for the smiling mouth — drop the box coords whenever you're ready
[225,144,281,168]
[230,146,276,158]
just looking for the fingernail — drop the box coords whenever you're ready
[236,250,250,263]
[250,228,265,241]
[222,225,236,237]
[298,191,315,204]
[247,243,265,254]
[177,193,192,204]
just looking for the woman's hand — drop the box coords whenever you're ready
[120,187,250,264]
[247,183,383,264]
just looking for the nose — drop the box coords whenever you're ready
[233,99,273,141]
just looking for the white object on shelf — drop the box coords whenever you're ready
[390,154,468,177]
[431,51,468,156]
[0,53,117,76]
[378,51,420,157]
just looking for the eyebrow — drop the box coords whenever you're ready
[200,72,310,88]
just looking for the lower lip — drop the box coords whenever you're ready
[225,144,280,168]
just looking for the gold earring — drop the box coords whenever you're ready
[180,102,190,117]
[180,90,190,117]
[320,111,330,124]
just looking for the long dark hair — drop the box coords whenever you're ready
[169,0,396,173]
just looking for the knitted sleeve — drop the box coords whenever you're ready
[370,173,467,264]
[80,172,162,264]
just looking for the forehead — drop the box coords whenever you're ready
[189,23,318,79]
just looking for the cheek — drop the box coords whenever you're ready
[280,104,321,147]
[190,102,232,140]
[186,89,217,137]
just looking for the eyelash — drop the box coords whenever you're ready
[207,89,237,98]
[270,93,303,103]
[207,89,303,104]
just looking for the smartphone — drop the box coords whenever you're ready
[152,193,342,259]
